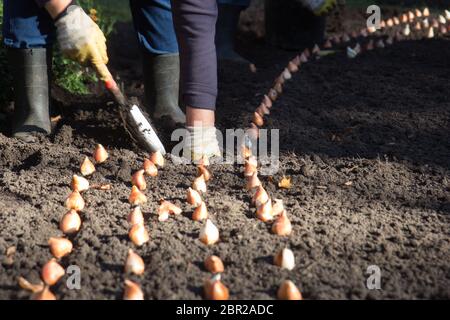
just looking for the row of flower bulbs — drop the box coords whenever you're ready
[18,144,109,299]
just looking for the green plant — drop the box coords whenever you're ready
[53,0,118,95]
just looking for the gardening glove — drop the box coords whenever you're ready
[299,0,337,15]
[55,5,111,82]
[182,126,221,163]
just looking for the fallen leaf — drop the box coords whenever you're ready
[278,176,292,189]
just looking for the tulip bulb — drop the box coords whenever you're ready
[432,19,439,28]
[187,187,202,207]
[274,75,285,87]
[129,223,149,246]
[246,123,259,140]
[414,22,421,30]
[282,68,292,80]
[274,248,295,270]
[41,259,65,286]
[193,174,207,193]
[393,17,400,25]
[312,44,321,54]
[407,11,414,21]
[423,18,429,28]
[143,159,158,177]
[48,237,73,259]
[423,7,430,17]
[125,249,145,275]
[303,48,311,58]
[367,26,376,33]
[380,20,386,28]
[32,286,56,300]
[244,160,257,177]
[18,277,44,293]
[60,210,81,234]
[267,88,278,101]
[415,9,422,17]
[246,172,261,190]
[129,185,147,206]
[427,27,434,38]
[287,61,298,73]
[157,200,182,221]
[198,155,210,167]
[193,201,208,221]
[159,200,182,216]
[241,145,252,159]
[256,199,274,222]
[263,95,272,108]
[403,24,411,36]
[150,151,164,167]
[273,82,283,95]
[197,165,211,181]
[439,15,446,24]
[124,279,144,300]
[252,185,269,207]
[272,211,292,236]
[440,25,447,34]
[253,112,264,127]
[291,55,301,66]
[256,104,270,117]
[386,18,394,27]
[65,191,85,211]
[445,9,450,20]
[71,174,89,192]
[299,52,308,63]
[402,13,408,23]
[127,206,144,226]
[93,144,108,163]
[204,256,224,273]
[199,219,219,245]
[131,169,147,191]
[323,39,332,48]
[80,156,95,176]
[272,199,285,216]
[204,274,229,300]
[277,280,302,300]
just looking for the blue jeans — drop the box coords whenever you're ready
[2,0,55,48]
[217,0,250,5]
[2,0,179,54]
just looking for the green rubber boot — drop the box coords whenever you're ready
[143,53,186,127]
[215,4,250,64]
[8,48,52,143]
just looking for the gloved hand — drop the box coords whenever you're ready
[55,5,111,81]
[182,126,221,162]
[299,0,337,16]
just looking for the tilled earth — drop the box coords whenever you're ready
[0,12,449,300]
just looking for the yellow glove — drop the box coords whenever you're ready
[300,0,337,16]
[55,5,111,82]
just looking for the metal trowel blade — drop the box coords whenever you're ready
[120,104,166,155]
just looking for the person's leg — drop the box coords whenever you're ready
[171,0,220,161]
[129,0,185,125]
[3,0,55,142]
[215,0,250,63]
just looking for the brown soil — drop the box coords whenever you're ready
[0,8,449,299]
